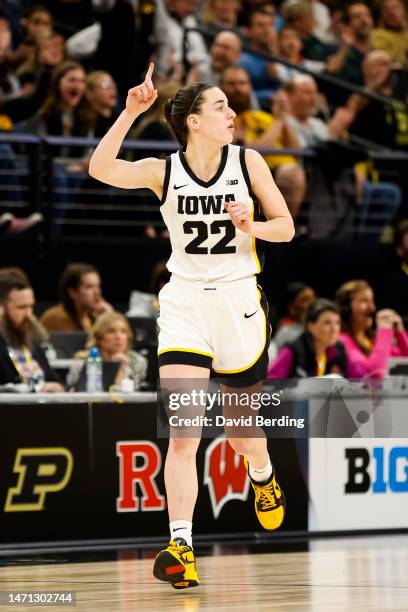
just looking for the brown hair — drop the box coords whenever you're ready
[59,263,98,326]
[41,60,86,118]
[335,280,374,351]
[163,82,214,148]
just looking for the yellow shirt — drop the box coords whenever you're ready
[235,111,297,170]
[371,28,408,64]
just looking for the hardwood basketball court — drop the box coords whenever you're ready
[1,535,407,611]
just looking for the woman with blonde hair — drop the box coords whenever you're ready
[67,311,147,390]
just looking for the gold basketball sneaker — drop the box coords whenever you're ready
[244,459,286,530]
[153,539,200,589]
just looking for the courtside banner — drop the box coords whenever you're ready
[0,397,307,545]
[309,438,408,531]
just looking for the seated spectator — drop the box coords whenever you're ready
[274,26,326,83]
[200,0,240,29]
[325,2,374,92]
[281,1,337,63]
[268,298,348,378]
[371,0,408,64]
[28,60,89,151]
[281,0,335,44]
[186,31,242,86]
[273,281,316,350]
[220,66,306,219]
[0,33,64,128]
[239,6,282,105]
[0,271,64,391]
[285,74,355,146]
[347,50,408,151]
[380,219,408,321]
[336,279,408,378]
[67,311,147,391]
[85,70,119,138]
[16,31,66,97]
[6,5,54,70]
[40,263,112,332]
[0,17,21,100]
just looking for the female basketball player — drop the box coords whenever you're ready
[89,63,295,590]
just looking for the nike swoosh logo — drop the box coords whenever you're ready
[244,310,258,318]
[174,184,188,190]
[172,527,184,532]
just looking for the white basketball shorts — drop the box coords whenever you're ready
[157,275,271,384]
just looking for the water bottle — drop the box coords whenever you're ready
[86,347,103,392]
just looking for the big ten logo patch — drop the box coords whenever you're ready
[345,447,408,494]
[4,448,73,512]
[116,441,165,512]
[204,436,249,519]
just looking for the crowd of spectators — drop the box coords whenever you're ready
[1,217,408,393]
[0,0,406,239]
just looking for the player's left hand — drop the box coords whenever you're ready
[224,202,253,235]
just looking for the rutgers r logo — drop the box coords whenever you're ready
[116,441,165,512]
[4,448,73,512]
[204,436,249,519]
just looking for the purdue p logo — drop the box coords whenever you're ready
[4,448,73,512]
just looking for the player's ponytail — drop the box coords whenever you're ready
[164,82,213,148]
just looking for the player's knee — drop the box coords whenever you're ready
[168,436,200,457]
[227,437,258,457]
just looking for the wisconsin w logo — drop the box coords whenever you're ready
[204,436,249,519]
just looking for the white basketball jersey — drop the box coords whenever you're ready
[160,144,264,283]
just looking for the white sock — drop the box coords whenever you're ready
[170,520,193,547]
[248,457,273,484]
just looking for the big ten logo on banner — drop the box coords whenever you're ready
[4,448,73,512]
[204,436,249,519]
[116,441,165,512]
[309,439,408,531]
[345,446,408,493]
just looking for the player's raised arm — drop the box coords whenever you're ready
[88,63,163,191]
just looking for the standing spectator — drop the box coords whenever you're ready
[239,6,281,104]
[40,263,113,332]
[273,281,316,350]
[268,298,348,378]
[0,271,64,391]
[42,0,93,37]
[336,279,408,379]
[67,311,147,390]
[186,31,242,85]
[371,0,408,64]
[221,66,306,219]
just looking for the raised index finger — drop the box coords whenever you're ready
[145,62,154,83]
